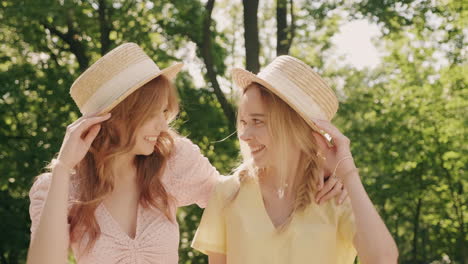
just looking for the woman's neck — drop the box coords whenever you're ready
[111,153,137,181]
[260,155,303,197]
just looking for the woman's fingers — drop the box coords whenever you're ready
[313,119,352,159]
[336,187,348,205]
[315,176,338,203]
[83,124,102,147]
[317,179,343,205]
[316,173,325,191]
[66,111,101,130]
[313,119,340,137]
[57,113,110,166]
[73,113,111,136]
[312,119,349,146]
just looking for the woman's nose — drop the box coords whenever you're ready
[239,127,252,142]
[156,115,169,132]
[159,121,168,132]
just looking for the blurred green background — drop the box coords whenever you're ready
[0,0,466,263]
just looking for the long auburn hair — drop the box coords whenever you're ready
[62,75,180,251]
[231,83,324,224]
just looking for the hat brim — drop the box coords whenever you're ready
[96,62,184,115]
[231,67,322,134]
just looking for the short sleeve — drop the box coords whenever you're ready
[29,173,71,243]
[191,179,228,255]
[29,173,74,245]
[29,173,52,241]
[337,198,356,246]
[164,137,222,208]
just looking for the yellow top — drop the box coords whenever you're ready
[192,175,357,264]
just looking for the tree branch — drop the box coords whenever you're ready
[41,21,89,71]
[199,0,236,131]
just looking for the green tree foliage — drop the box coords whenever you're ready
[336,2,467,262]
[0,0,465,263]
[338,1,467,262]
[0,1,237,263]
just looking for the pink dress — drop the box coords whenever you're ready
[29,137,221,264]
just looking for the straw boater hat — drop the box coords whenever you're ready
[70,42,183,115]
[231,55,338,145]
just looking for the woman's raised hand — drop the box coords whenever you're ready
[312,119,358,182]
[56,113,111,170]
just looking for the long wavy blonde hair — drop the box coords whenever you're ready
[56,75,179,251]
[231,83,324,219]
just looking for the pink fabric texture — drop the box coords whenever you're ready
[29,137,220,264]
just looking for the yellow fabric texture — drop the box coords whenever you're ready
[192,175,357,264]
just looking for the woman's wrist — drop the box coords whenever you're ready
[331,154,359,184]
[340,168,361,187]
[331,155,356,176]
[51,159,76,175]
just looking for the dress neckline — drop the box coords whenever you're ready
[251,179,296,231]
[98,203,141,241]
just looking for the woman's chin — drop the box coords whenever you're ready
[144,149,155,156]
[135,148,155,156]
[252,158,268,168]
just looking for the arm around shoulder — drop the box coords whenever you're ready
[166,137,222,208]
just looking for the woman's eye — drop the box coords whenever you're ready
[163,109,169,113]
[240,120,247,126]
[253,119,263,124]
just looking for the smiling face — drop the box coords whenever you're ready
[234,82,329,210]
[238,85,272,168]
[132,104,170,156]
[237,83,322,181]
[100,75,179,159]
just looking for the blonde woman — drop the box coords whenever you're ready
[27,44,345,264]
[192,56,399,263]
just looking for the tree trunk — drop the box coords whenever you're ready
[98,0,112,55]
[276,0,288,56]
[242,0,260,73]
[412,197,422,264]
[200,0,236,131]
[276,0,295,56]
